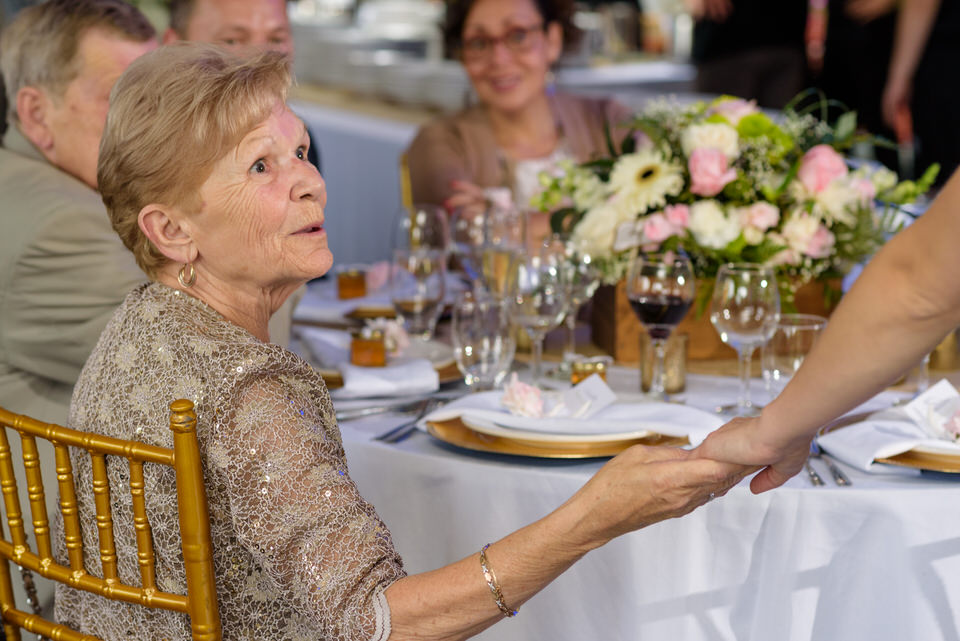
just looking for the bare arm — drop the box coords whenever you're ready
[882,0,942,130]
[385,446,746,640]
[697,168,960,492]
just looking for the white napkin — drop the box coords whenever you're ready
[817,379,960,472]
[296,326,351,368]
[336,360,439,399]
[293,280,393,325]
[421,391,723,445]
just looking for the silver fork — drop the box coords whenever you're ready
[373,398,441,443]
[804,454,825,487]
[809,439,852,486]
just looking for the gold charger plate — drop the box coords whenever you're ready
[425,418,689,459]
[344,306,396,321]
[821,411,960,474]
[320,360,461,390]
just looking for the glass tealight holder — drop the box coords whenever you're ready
[639,332,688,394]
[570,355,613,385]
[350,328,386,367]
[337,266,368,300]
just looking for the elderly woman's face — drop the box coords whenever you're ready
[461,0,561,116]
[190,102,331,288]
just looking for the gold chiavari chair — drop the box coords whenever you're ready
[0,400,220,641]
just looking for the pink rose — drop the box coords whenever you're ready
[805,224,836,258]
[740,202,779,230]
[642,212,676,243]
[501,373,543,418]
[664,204,690,228]
[688,148,737,197]
[769,247,801,267]
[854,178,876,205]
[708,98,759,125]
[798,145,848,193]
[365,261,391,292]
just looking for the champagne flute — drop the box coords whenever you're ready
[710,263,780,416]
[449,206,485,283]
[625,252,695,400]
[508,242,568,384]
[480,201,526,297]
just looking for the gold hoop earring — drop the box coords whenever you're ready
[177,262,196,288]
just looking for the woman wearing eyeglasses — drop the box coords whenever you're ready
[406,0,631,232]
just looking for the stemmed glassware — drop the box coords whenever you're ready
[452,290,516,391]
[481,202,526,297]
[449,206,485,283]
[560,242,601,362]
[508,241,568,385]
[710,263,780,416]
[625,252,695,400]
[390,204,449,341]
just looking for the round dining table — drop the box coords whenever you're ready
[332,368,960,641]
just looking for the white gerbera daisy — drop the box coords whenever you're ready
[608,149,685,215]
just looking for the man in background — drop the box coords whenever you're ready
[0,0,157,425]
[163,0,322,172]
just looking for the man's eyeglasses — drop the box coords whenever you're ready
[461,23,545,62]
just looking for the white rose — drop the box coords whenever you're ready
[742,225,765,245]
[681,123,739,160]
[688,200,741,249]
[870,167,898,193]
[781,212,820,252]
[814,179,859,226]
[571,203,627,258]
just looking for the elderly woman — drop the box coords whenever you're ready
[405,0,631,225]
[57,43,743,640]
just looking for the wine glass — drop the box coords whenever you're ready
[710,263,781,416]
[508,242,568,385]
[625,252,695,400]
[480,201,526,297]
[390,247,446,341]
[452,290,516,390]
[393,203,449,254]
[449,206,485,283]
[560,242,601,362]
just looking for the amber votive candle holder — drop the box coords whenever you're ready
[337,268,367,300]
[570,356,613,385]
[350,329,386,367]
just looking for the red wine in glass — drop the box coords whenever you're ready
[628,294,693,340]
[625,253,695,399]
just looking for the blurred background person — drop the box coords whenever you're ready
[0,0,156,425]
[163,0,322,173]
[405,0,632,245]
[686,0,808,109]
[882,0,959,187]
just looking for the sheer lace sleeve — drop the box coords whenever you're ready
[208,373,405,641]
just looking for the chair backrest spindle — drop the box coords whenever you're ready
[0,401,221,641]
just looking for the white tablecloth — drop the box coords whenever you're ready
[334,372,960,641]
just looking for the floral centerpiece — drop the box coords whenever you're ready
[533,94,938,312]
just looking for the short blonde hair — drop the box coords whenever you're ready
[98,43,291,278]
[0,0,155,126]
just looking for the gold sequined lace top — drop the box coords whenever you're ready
[55,281,405,640]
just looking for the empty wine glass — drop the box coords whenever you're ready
[452,291,516,390]
[449,206,485,283]
[390,248,446,340]
[710,263,781,416]
[508,242,568,385]
[393,203,449,253]
[625,252,695,400]
[560,243,601,362]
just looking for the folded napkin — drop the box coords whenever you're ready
[817,379,960,472]
[294,326,440,399]
[421,391,724,445]
[335,359,439,399]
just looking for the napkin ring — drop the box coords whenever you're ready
[479,543,517,618]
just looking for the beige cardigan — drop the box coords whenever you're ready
[406,92,634,206]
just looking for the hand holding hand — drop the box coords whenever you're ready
[693,416,812,494]
[568,444,749,549]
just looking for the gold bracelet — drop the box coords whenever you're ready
[479,544,518,617]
